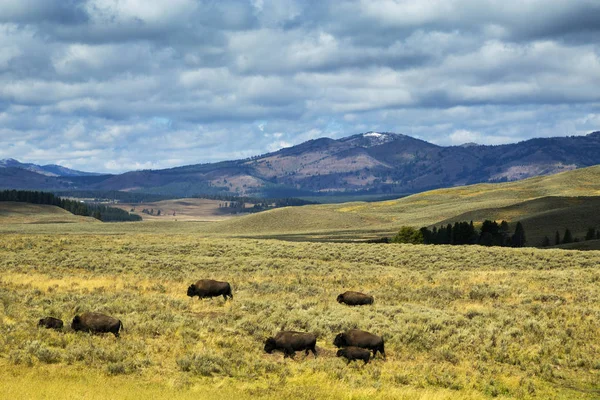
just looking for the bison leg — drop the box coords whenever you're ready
[310,345,317,358]
[283,348,296,359]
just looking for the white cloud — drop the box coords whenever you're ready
[449,129,480,145]
[0,0,598,172]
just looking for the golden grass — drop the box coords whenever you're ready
[203,166,600,238]
[112,198,244,222]
[0,202,98,224]
[1,233,599,399]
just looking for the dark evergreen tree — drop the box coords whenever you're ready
[585,227,596,241]
[541,236,550,247]
[511,222,526,247]
[563,229,573,244]
[479,220,501,246]
[420,227,434,244]
[499,220,510,245]
[555,231,561,245]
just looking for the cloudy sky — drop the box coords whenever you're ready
[1,0,599,173]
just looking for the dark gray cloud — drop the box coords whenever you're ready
[0,0,599,172]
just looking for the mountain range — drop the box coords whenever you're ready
[2,131,600,198]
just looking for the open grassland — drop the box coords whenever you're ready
[205,166,600,238]
[0,202,99,225]
[1,233,599,399]
[113,198,243,222]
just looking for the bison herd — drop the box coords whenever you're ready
[38,279,382,365]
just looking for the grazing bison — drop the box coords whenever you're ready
[337,346,371,365]
[337,291,374,306]
[71,312,123,337]
[38,317,63,330]
[333,329,385,359]
[263,331,317,359]
[187,279,233,300]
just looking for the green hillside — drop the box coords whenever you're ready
[434,196,600,246]
[0,202,99,224]
[205,165,600,239]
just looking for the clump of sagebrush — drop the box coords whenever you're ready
[1,233,599,399]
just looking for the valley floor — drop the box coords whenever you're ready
[1,232,599,399]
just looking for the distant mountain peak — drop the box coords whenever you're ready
[339,131,402,148]
[459,142,480,147]
[0,159,102,177]
[363,131,385,138]
[2,131,600,198]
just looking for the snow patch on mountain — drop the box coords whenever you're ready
[361,132,397,146]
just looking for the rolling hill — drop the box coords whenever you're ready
[2,131,600,198]
[0,159,100,177]
[203,165,600,242]
[0,202,99,224]
[112,198,248,222]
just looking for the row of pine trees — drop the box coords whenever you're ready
[542,227,600,246]
[0,190,141,222]
[392,220,526,247]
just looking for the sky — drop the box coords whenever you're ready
[1,0,599,173]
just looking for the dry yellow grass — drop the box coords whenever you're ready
[112,198,247,222]
[1,233,599,399]
[0,202,99,224]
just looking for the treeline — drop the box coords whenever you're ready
[202,194,318,214]
[53,190,170,203]
[87,204,142,222]
[198,194,318,206]
[392,220,527,247]
[542,227,600,246]
[0,190,141,222]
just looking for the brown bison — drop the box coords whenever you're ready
[333,329,385,359]
[38,317,63,330]
[187,279,233,300]
[337,291,374,306]
[71,312,123,337]
[337,346,371,365]
[263,331,317,359]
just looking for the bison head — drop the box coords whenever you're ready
[186,285,196,297]
[333,333,346,348]
[71,315,82,331]
[336,349,345,357]
[336,294,344,303]
[37,318,45,327]
[263,337,277,354]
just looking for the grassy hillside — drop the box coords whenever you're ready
[435,196,600,246]
[1,233,600,399]
[0,202,98,224]
[113,198,246,222]
[205,165,600,238]
[556,239,600,251]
